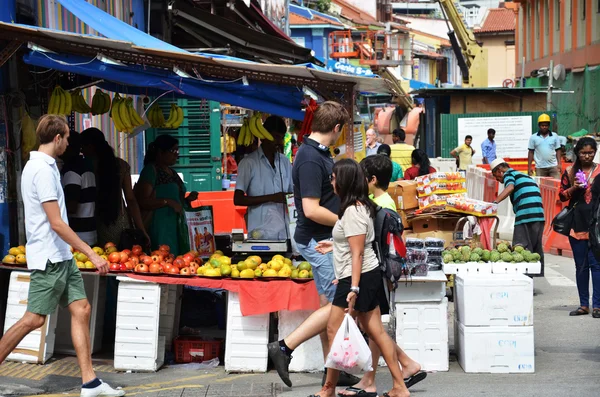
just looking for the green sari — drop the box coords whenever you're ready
[138,165,190,256]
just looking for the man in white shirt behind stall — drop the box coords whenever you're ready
[234,115,293,240]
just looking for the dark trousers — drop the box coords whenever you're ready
[513,221,545,276]
[569,237,600,309]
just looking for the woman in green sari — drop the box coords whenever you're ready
[135,135,198,255]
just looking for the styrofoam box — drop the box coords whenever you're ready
[55,274,107,355]
[443,262,492,276]
[278,310,323,372]
[456,273,533,326]
[159,285,182,351]
[5,271,58,364]
[456,320,534,373]
[225,292,269,372]
[492,261,542,276]
[393,277,447,303]
[114,278,166,372]
[396,298,449,372]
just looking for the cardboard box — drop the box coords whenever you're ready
[411,216,459,233]
[398,210,410,229]
[388,181,418,210]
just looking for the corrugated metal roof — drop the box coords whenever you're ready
[474,8,516,34]
[289,12,343,26]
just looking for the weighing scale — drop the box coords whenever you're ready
[231,229,289,254]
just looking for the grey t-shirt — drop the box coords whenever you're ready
[332,205,379,280]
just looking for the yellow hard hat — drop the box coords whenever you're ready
[538,114,551,124]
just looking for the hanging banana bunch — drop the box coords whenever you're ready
[248,112,274,141]
[111,94,146,134]
[91,89,111,116]
[163,103,184,129]
[20,107,39,161]
[48,85,72,115]
[147,104,166,128]
[70,90,92,114]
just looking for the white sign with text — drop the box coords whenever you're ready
[457,116,532,160]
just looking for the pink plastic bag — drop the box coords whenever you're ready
[325,314,373,374]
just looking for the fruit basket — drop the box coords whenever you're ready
[174,336,223,363]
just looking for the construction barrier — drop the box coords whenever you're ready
[539,178,572,257]
[466,166,486,201]
[431,158,457,173]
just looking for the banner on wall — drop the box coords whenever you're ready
[326,60,374,77]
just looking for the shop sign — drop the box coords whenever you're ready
[326,60,374,77]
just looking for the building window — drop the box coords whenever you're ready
[291,37,305,47]
[536,0,540,38]
[582,0,586,19]
[545,0,550,35]
[569,0,572,25]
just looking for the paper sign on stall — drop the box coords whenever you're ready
[457,116,532,160]
[185,206,216,258]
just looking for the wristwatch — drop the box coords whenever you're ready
[350,286,360,294]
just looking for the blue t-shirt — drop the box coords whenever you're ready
[503,168,545,226]
[528,131,561,169]
[481,139,497,163]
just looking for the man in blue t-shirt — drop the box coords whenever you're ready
[527,114,561,178]
[492,158,545,276]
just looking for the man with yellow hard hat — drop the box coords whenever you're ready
[527,114,562,178]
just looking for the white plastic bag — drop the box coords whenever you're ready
[325,314,373,374]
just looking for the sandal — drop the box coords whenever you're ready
[569,307,589,316]
[404,371,427,388]
[593,309,600,318]
[337,387,377,397]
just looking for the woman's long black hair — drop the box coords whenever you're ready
[570,137,597,181]
[411,149,431,176]
[333,158,376,219]
[81,128,120,225]
[144,135,178,166]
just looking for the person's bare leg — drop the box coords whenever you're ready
[0,312,46,362]
[69,299,96,384]
[283,302,331,353]
[312,305,346,397]
[359,307,409,397]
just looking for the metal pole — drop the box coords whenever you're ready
[547,60,553,112]
[521,56,525,87]
[147,0,151,34]
[285,0,290,36]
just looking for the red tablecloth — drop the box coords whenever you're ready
[126,274,320,316]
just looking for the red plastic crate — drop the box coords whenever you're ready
[174,337,222,363]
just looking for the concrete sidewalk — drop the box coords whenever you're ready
[1,253,599,397]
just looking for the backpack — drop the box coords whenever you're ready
[372,206,408,290]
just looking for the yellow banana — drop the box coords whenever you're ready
[244,118,253,146]
[56,87,65,115]
[254,113,274,141]
[163,104,177,128]
[128,98,145,127]
[21,107,38,160]
[146,105,156,127]
[102,92,111,114]
[92,90,104,115]
[237,122,246,146]
[60,87,72,115]
[248,114,264,139]
[171,105,184,129]
[118,97,134,132]
[110,95,125,132]
[154,105,166,128]
[48,86,60,114]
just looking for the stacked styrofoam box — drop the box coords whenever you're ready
[5,271,58,364]
[278,310,323,372]
[159,285,182,351]
[114,278,167,372]
[455,274,534,373]
[55,274,107,355]
[225,292,269,372]
[396,297,449,371]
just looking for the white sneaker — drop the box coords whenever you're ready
[80,380,126,397]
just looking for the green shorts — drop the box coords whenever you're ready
[27,258,87,315]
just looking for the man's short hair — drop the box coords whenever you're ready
[465,135,473,140]
[311,101,349,134]
[37,114,68,144]
[488,128,496,135]
[392,128,406,141]
[360,154,392,190]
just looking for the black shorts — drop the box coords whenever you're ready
[333,267,389,314]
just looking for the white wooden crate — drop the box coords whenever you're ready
[114,277,166,372]
[5,271,58,364]
[225,292,269,372]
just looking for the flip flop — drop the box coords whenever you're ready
[569,307,589,316]
[337,387,378,397]
[404,371,427,388]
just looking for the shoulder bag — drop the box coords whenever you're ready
[552,202,576,236]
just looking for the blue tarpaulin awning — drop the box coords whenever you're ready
[23,51,307,120]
